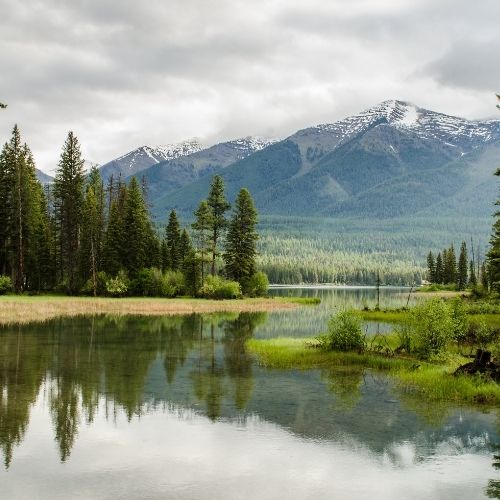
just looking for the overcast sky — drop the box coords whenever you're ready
[1,0,499,173]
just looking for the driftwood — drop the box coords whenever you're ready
[454,349,500,382]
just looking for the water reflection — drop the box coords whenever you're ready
[261,286,416,338]
[0,308,498,499]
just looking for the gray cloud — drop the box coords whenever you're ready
[0,0,499,172]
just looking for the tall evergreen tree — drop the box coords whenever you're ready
[207,175,230,275]
[179,229,193,266]
[469,260,477,287]
[487,168,500,292]
[0,126,47,291]
[183,250,201,296]
[79,167,105,292]
[435,252,444,284]
[426,251,436,282]
[443,245,457,284]
[457,242,468,290]
[164,210,181,271]
[481,261,489,290]
[102,198,125,276]
[192,200,213,285]
[224,188,259,290]
[123,177,151,276]
[53,131,85,293]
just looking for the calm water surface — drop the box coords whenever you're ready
[0,288,498,499]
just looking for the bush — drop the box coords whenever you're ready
[0,275,12,295]
[449,297,469,343]
[131,268,161,297]
[131,268,185,297]
[106,271,129,297]
[406,298,453,359]
[162,271,185,298]
[318,310,365,352]
[200,275,242,300]
[81,271,109,296]
[245,272,269,297]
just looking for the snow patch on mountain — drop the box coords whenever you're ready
[306,100,500,152]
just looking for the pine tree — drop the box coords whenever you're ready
[165,210,181,271]
[481,262,489,289]
[192,200,213,285]
[426,251,436,282]
[179,229,193,265]
[183,249,201,296]
[224,188,259,290]
[435,252,444,284]
[0,126,46,292]
[487,168,500,292]
[457,242,468,290]
[123,177,151,276]
[79,167,105,293]
[102,198,125,276]
[53,131,85,293]
[207,175,230,275]
[443,245,457,284]
[469,260,477,287]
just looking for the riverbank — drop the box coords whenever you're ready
[247,337,500,405]
[0,295,302,325]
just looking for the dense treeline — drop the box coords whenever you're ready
[258,232,424,285]
[426,241,486,290]
[256,215,492,285]
[0,126,266,298]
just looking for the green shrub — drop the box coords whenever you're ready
[131,268,161,296]
[466,320,497,348]
[81,271,109,296]
[449,297,469,342]
[162,271,185,298]
[106,271,129,297]
[318,310,365,352]
[200,275,242,300]
[245,271,269,297]
[0,275,12,295]
[127,268,186,297]
[406,298,453,359]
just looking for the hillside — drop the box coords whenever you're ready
[132,137,278,203]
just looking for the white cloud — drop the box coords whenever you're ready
[0,0,498,172]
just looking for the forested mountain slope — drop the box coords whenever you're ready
[151,101,500,219]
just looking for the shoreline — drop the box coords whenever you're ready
[0,296,300,325]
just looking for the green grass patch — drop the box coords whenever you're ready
[417,284,458,292]
[277,297,321,305]
[247,337,500,405]
[359,309,408,323]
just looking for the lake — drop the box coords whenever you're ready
[0,288,498,499]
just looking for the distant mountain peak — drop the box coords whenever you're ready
[301,100,500,152]
[154,139,204,160]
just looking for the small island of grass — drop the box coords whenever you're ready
[247,299,500,405]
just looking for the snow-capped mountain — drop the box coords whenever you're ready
[99,139,204,181]
[136,136,279,205]
[155,100,500,219]
[292,100,500,169]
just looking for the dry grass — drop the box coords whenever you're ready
[0,295,299,325]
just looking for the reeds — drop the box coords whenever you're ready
[0,296,298,325]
